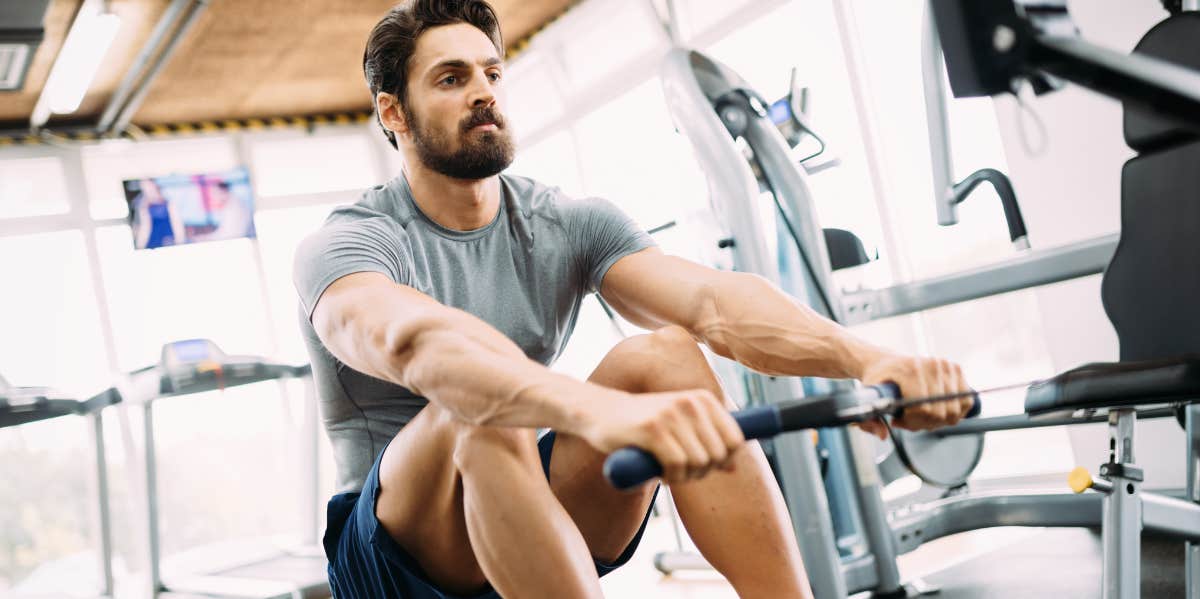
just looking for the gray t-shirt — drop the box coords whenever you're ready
[293,173,655,493]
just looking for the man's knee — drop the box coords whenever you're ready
[451,423,541,474]
[590,325,719,399]
[615,324,699,360]
[614,325,704,372]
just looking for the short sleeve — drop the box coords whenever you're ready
[563,197,656,293]
[293,216,408,319]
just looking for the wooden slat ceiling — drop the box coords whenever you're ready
[0,0,575,129]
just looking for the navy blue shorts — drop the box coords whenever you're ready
[323,431,658,598]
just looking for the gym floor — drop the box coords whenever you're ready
[601,512,1186,598]
[598,507,1043,597]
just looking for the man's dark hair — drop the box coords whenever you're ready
[363,0,504,149]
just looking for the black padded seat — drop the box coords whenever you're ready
[1024,357,1200,415]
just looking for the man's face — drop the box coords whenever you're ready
[399,23,514,180]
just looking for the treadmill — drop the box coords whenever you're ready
[117,339,327,599]
[0,373,120,598]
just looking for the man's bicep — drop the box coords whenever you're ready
[311,272,435,342]
[598,248,721,333]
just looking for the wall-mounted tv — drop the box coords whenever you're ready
[123,167,256,250]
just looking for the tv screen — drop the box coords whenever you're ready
[123,167,256,249]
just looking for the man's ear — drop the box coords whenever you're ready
[376,91,408,136]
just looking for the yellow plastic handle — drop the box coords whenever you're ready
[1068,466,1094,494]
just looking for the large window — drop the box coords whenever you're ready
[0,232,110,395]
[82,137,240,220]
[503,55,566,140]
[507,131,585,199]
[0,231,112,596]
[849,0,1015,279]
[148,383,311,560]
[250,133,381,198]
[0,157,71,219]
[573,78,710,234]
[0,417,101,596]
[552,0,665,95]
[254,202,346,363]
[93,227,273,371]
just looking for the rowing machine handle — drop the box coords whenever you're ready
[886,382,983,420]
[603,383,981,490]
[602,404,782,491]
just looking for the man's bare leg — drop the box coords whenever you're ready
[550,326,813,598]
[374,403,602,598]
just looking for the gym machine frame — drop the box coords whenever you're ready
[659,1,1200,596]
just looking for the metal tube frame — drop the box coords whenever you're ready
[90,411,115,596]
[845,427,903,594]
[1101,409,1141,599]
[934,405,1176,437]
[1188,403,1199,596]
[144,401,163,596]
[110,0,210,135]
[1142,492,1200,541]
[300,375,320,546]
[95,0,194,133]
[839,233,1118,325]
[921,0,958,227]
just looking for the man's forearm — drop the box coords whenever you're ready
[401,326,598,431]
[314,276,602,434]
[691,272,886,379]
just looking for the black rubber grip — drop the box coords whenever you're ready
[602,405,782,491]
[893,383,982,420]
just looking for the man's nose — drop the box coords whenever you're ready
[467,71,496,108]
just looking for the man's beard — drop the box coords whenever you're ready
[405,104,515,180]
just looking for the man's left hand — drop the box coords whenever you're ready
[856,353,973,440]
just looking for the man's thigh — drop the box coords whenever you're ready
[547,330,694,563]
[548,431,659,564]
[373,403,491,594]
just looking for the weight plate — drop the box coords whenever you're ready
[889,427,985,488]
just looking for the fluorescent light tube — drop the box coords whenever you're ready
[30,0,120,127]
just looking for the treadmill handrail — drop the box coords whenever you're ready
[0,384,119,427]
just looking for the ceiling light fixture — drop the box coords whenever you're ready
[30,0,120,129]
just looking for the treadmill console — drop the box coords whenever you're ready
[157,338,268,395]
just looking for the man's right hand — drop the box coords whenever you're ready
[576,389,746,485]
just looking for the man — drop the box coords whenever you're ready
[293,1,974,597]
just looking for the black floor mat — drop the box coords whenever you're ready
[919,528,1185,598]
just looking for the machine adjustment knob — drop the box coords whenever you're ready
[1068,466,1114,494]
[1068,466,1093,493]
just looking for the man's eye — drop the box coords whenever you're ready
[488,72,501,82]
[440,76,457,85]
